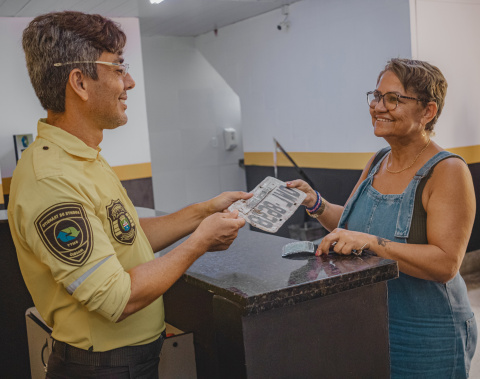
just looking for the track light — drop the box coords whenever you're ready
[150,0,165,4]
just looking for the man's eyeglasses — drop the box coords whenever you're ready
[53,61,130,77]
[366,90,424,111]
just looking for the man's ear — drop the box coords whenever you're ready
[67,69,89,101]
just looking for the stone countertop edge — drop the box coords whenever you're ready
[180,258,399,316]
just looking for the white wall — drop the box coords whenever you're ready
[411,0,480,148]
[140,0,412,212]
[141,36,246,213]
[0,17,43,178]
[196,0,412,155]
[0,17,151,180]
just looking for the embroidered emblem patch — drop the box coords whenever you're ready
[106,199,136,245]
[35,203,93,266]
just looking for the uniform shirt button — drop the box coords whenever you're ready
[43,146,49,150]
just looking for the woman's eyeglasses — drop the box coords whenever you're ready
[367,90,425,111]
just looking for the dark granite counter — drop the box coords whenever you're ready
[159,227,398,316]
[158,226,398,378]
[144,208,400,378]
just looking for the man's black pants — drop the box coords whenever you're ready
[46,331,166,379]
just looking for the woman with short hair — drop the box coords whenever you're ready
[288,58,477,378]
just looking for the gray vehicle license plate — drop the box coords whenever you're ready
[228,176,306,233]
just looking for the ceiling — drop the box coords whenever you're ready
[0,0,302,37]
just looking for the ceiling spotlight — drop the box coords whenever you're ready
[150,0,165,4]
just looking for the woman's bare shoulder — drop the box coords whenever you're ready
[432,153,469,176]
[425,153,473,196]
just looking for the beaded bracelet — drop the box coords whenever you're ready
[307,200,326,218]
[306,190,322,213]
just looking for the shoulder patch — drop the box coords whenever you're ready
[35,203,93,266]
[106,199,137,245]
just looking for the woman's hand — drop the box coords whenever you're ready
[316,228,373,256]
[286,180,317,208]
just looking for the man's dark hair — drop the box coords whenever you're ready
[22,11,127,113]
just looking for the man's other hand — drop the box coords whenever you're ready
[191,210,246,252]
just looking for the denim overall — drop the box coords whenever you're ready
[339,149,477,378]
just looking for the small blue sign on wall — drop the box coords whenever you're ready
[13,134,34,162]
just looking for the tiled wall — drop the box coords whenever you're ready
[141,36,247,213]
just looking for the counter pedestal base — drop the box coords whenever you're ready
[165,278,390,378]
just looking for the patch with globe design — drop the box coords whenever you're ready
[35,203,93,266]
[106,199,136,245]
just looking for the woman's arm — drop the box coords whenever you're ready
[317,158,476,283]
[286,154,377,232]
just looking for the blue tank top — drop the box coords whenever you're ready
[338,149,477,378]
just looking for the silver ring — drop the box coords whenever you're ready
[352,243,369,256]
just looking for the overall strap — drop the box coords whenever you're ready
[338,147,390,229]
[394,151,464,239]
[368,147,391,177]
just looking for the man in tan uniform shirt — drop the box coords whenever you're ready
[8,11,251,378]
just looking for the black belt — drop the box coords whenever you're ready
[52,331,166,367]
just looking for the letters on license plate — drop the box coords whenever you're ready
[228,176,306,233]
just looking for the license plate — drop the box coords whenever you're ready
[282,241,317,257]
[228,176,306,233]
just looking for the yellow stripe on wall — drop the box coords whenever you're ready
[111,162,152,181]
[245,152,373,170]
[2,177,11,197]
[1,162,152,196]
[245,145,480,170]
[446,146,480,164]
